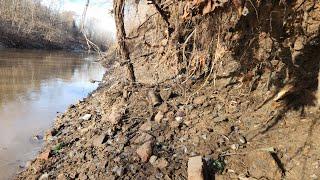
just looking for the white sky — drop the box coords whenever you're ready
[44,0,116,35]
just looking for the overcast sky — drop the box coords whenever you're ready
[45,0,116,34]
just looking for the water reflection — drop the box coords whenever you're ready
[0,49,105,179]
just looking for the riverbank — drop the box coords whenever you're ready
[16,55,320,179]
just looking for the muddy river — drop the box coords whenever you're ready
[0,49,105,179]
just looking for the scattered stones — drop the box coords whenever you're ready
[193,96,207,105]
[136,141,153,162]
[188,156,205,180]
[81,114,92,121]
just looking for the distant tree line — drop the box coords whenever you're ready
[0,0,85,50]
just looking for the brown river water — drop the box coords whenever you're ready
[0,49,105,179]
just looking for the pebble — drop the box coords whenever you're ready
[154,158,169,169]
[112,166,124,176]
[81,114,92,121]
[140,121,152,131]
[93,134,108,147]
[149,155,158,165]
[39,173,49,180]
[188,156,205,180]
[136,141,153,162]
[155,111,164,123]
[193,96,207,105]
[239,136,247,144]
[230,144,239,150]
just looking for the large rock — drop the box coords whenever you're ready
[188,156,205,180]
[247,151,283,179]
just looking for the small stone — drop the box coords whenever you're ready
[160,89,172,101]
[213,116,228,123]
[193,96,207,105]
[247,151,282,179]
[239,136,247,144]
[39,173,49,180]
[38,150,51,161]
[201,134,207,140]
[155,173,164,179]
[159,103,169,113]
[81,114,92,121]
[93,134,108,147]
[112,166,124,176]
[175,116,183,123]
[149,155,158,165]
[33,135,43,141]
[148,90,162,106]
[188,156,205,180]
[155,111,164,123]
[57,173,67,180]
[134,133,154,144]
[154,158,169,169]
[294,36,305,51]
[230,144,239,150]
[140,121,152,131]
[136,141,153,162]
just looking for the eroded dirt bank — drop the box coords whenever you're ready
[16,60,320,179]
[17,0,320,179]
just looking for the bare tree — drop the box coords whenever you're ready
[113,0,136,83]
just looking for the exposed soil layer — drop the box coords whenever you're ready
[17,0,320,179]
[16,60,320,179]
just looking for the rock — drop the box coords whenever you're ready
[93,134,108,147]
[134,133,154,144]
[230,144,239,150]
[57,174,67,180]
[148,90,162,106]
[112,166,124,176]
[239,135,247,144]
[154,111,164,123]
[294,36,305,51]
[149,155,158,165]
[81,114,92,121]
[136,141,153,162]
[37,150,51,161]
[175,116,183,123]
[109,105,126,124]
[160,88,172,101]
[247,151,283,179]
[158,103,169,113]
[39,173,49,180]
[32,134,43,141]
[140,121,152,131]
[188,156,205,180]
[154,158,169,169]
[79,173,88,180]
[193,96,207,105]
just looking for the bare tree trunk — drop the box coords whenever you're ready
[113,0,136,83]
